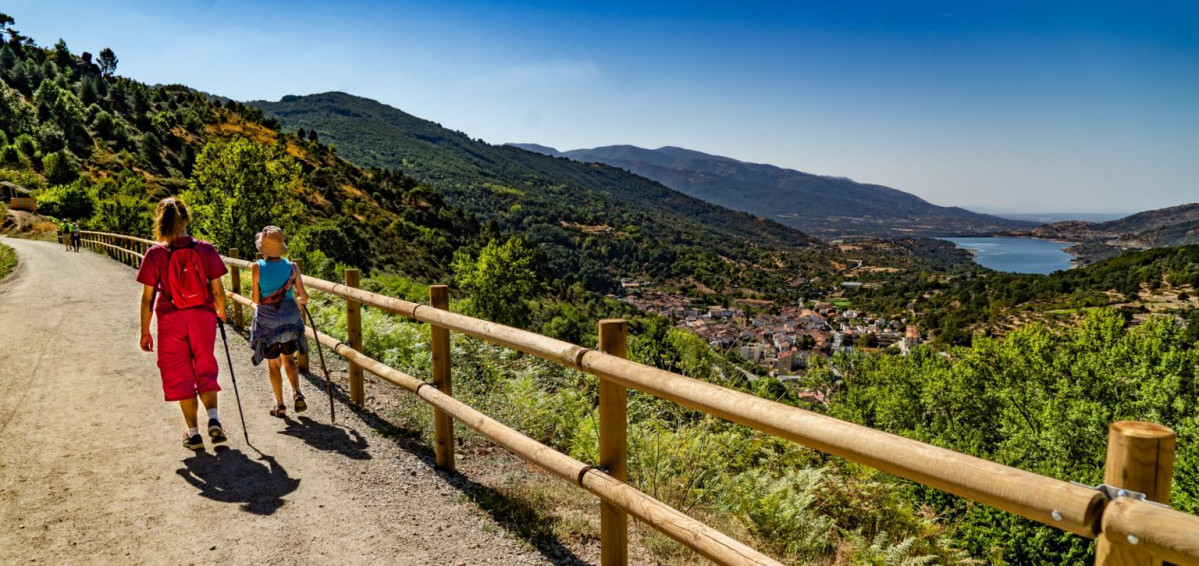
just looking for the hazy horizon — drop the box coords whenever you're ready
[9,0,1197,214]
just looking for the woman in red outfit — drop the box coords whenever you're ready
[136,198,229,450]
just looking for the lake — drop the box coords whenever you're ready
[941,237,1076,274]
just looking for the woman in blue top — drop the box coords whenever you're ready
[250,226,311,417]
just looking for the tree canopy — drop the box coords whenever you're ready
[182,136,302,252]
[452,237,543,328]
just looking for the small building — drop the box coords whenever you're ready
[1,181,35,212]
[900,324,920,355]
[739,345,763,363]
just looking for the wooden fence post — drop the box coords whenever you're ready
[598,319,629,566]
[1095,421,1176,566]
[294,259,309,373]
[229,248,242,329]
[346,268,364,406]
[430,285,454,471]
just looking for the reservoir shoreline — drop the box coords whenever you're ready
[941,236,1078,274]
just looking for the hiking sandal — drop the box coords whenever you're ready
[269,403,286,418]
[294,393,308,413]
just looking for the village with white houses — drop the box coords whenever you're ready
[618,278,922,382]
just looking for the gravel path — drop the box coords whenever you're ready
[0,237,580,565]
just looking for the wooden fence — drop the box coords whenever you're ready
[81,231,1199,566]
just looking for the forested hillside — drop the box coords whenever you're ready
[0,22,482,282]
[248,94,829,277]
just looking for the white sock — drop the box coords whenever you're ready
[187,427,199,437]
[207,408,219,421]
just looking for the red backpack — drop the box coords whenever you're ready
[160,241,211,310]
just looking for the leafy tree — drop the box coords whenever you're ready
[106,81,127,113]
[13,133,35,156]
[1,144,20,165]
[36,180,93,219]
[42,150,77,184]
[89,46,113,74]
[140,132,161,163]
[0,44,15,70]
[53,39,71,68]
[307,129,318,143]
[182,136,302,252]
[452,237,542,328]
[90,110,116,140]
[6,59,27,92]
[294,219,372,270]
[90,193,151,235]
[78,76,98,105]
[296,127,305,140]
[0,80,34,134]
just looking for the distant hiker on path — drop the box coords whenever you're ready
[59,221,69,251]
[69,223,81,252]
[249,226,310,418]
[136,197,230,450]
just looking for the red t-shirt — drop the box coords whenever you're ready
[136,236,229,317]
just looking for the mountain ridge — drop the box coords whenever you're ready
[511,143,1034,238]
[1004,202,1199,263]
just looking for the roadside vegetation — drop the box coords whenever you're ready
[298,287,976,565]
[0,241,15,279]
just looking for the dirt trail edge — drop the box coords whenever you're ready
[0,238,558,565]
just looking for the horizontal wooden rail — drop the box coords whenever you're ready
[86,239,145,258]
[80,231,155,246]
[1103,497,1199,565]
[86,231,1199,565]
[226,292,779,565]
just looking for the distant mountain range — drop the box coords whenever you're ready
[508,143,1034,238]
[1003,203,1199,263]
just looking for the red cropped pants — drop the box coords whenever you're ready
[156,308,221,401]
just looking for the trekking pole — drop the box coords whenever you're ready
[217,321,251,443]
[301,303,337,424]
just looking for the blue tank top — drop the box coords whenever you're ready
[257,258,294,300]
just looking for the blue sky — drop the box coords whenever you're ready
[7,1,1198,213]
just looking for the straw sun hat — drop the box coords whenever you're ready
[255,226,288,258]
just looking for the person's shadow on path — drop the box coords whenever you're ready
[279,415,371,460]
[176,446,300,515]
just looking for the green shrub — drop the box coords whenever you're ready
[36,180,94,220]
[42,150,77,184]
